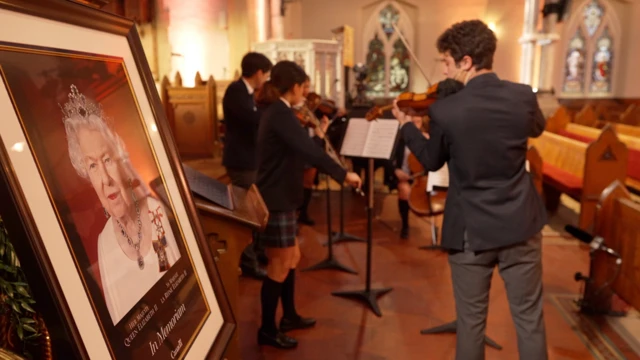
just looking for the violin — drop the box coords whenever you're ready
[307,92,338,119]
[364,79,465,121]
[293,104,320,129]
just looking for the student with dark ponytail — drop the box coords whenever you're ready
[254,60,362,349]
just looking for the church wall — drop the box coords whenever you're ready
[554,0,640,98]
[291,0,525,94]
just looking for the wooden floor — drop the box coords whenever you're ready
[229,184,640,360]
[184,158,639,359]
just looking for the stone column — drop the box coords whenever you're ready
[537,0,562,92]
[519,0,540,85]
[270,0,284,40]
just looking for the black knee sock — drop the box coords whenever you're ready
[281,269,298,319]
[300,189,312,217]
[260,277,283,333]
[399,199,409,229]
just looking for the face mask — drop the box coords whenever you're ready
[453,68,472,84]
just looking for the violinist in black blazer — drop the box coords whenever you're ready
[222,52,272,279]
[393,20,548,360]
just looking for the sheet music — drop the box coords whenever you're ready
[340,118,399,160]
[427,163,449,191]
[362,119,400,159]
[340,119,370,157]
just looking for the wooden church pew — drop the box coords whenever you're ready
[595,120,640,138]
[581,181,640,313]
[528,129,628,231]
[556,124,640,193]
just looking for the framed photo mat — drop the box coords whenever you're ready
[0,0,234,359]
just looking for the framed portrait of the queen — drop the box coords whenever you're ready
[0,1,233,359]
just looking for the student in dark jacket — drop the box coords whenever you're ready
[296,75,329,225]
[393,20,547,360]
[254,61,362,349]
[222,52,272,279]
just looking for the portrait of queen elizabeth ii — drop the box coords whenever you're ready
[61,84,182,325]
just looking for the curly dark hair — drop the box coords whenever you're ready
[436,20,497,70]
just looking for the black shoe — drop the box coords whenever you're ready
[257,329,298,349]
[279,316,316,332]
[298,214,315,226]
[240,264,267,280]
[400,227,409,239]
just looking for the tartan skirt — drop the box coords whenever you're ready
[257,210,298,248]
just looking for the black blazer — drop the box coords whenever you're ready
[222,79,261,170]
[401,73,547,252]
[257,100,346,212]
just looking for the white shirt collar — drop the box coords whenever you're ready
[241,77,254,95]
[280,97,291,108]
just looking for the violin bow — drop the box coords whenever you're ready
[390,22,432,88]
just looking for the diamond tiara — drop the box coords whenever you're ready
[60,85,103,120]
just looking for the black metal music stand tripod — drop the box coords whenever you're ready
[302,176,357,274]
[420,320,502,350]
[332,159,392,316]
[328,183,366,245]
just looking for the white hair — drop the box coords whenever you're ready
[63,112,128,180]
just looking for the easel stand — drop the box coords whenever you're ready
[420,320,503,350]
[328,183,366,245]
[332,159,392,316]
[303,176,357,274]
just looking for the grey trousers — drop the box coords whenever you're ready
[448,233,548,360]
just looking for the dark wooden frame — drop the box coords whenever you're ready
[0,0,234,358]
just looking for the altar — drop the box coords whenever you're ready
[252,39,345,108]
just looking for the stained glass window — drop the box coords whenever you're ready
[364,2,412,98]
[590,28,612,93]
[365,34,386,97]
[563,29,586,93]
[389,38,410,96]
[561,0,616,97]
[583,0,604,36]
[379,4,400,39]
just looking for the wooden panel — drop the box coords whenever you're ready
[611,198,640,310]
[527,145,543,195]
[193,184,268,360]
[162,73,218,159]
[586,181,630,313]
[580,126,628,230]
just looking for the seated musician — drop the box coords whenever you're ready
[392,115,428,239]
[296,75,330,225]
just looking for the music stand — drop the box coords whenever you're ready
[331,118,397,317]
[324,116,365,245]
[302,175,357,274]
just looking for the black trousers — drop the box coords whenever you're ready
[226,168,266,268]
